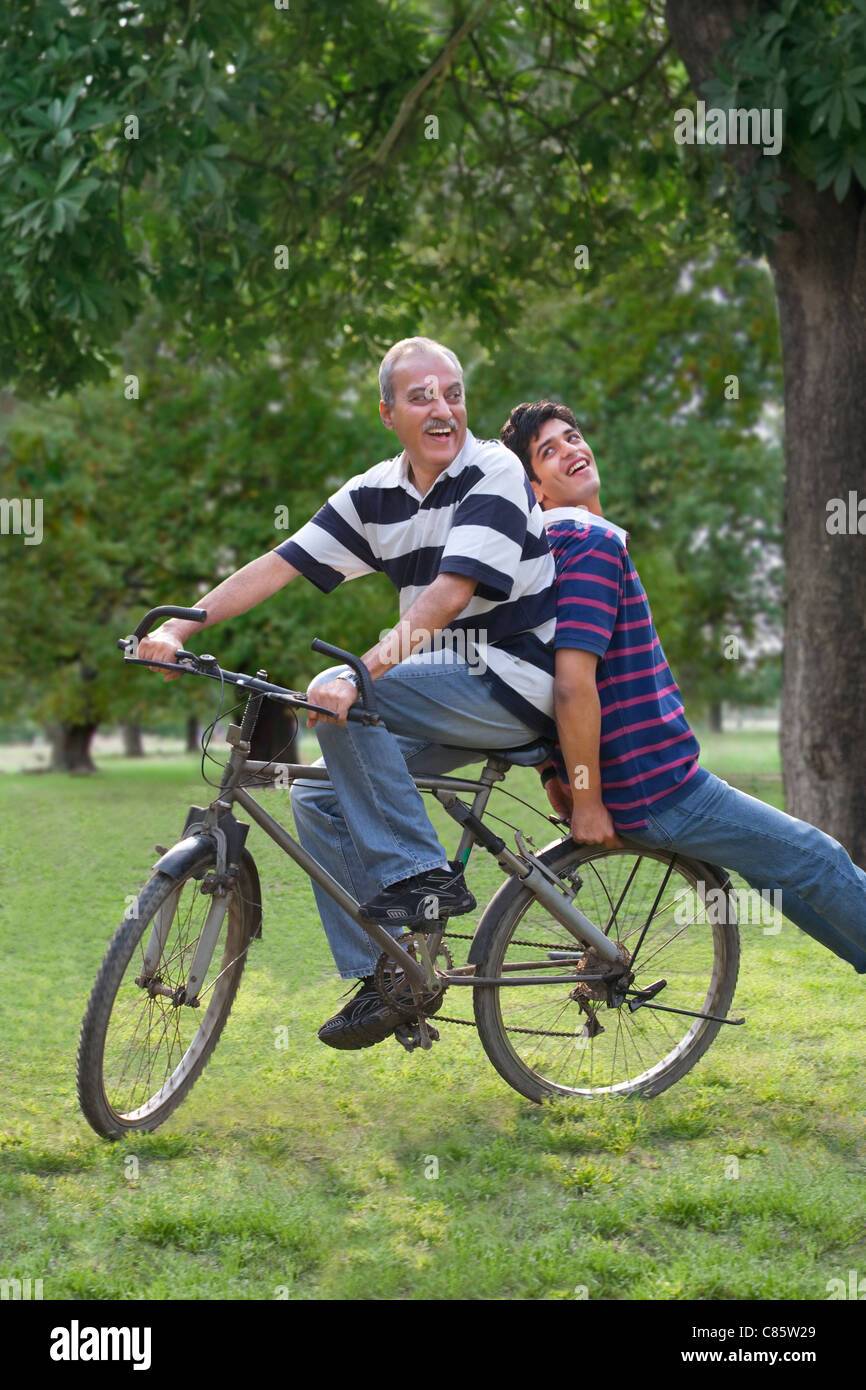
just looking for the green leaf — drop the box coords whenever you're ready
[757,184,777,214]
[828,90,844,139]
[178,162,197,202]
[843,89,862,128]
[21,103,57,130]
[2,197,47,227]
[762,14,788,40]
[59,89,78,127]
[814,163,837,191]
[55,155,81,192]
[199,159,224,196]
[833,163,852,200]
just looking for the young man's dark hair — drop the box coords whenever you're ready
[500,401,579,480]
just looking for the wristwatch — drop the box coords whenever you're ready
[337,668,361,693]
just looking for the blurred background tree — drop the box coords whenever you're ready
[1,0,860,859]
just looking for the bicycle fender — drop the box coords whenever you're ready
[241,845,263,940]
[152,833,217,881]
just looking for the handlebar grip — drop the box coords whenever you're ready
[132,606,208,641]
[310,638,378,714]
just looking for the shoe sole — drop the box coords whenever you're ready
[318,1022,401,1050]
[360,892,476,929]
[317,981,447,1050]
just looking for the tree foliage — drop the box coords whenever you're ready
[0,0,700,393]
[698,0,866,246]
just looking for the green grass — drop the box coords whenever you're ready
[1,736,865,1301]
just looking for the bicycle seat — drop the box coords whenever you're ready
[493,738,555,767]
[442,738,554,767]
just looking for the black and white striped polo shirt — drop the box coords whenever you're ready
[274,430,556,736]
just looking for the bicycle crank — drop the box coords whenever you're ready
[375,942,452,1050]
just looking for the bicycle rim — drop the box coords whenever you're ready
[473,843,739,1101]
[81,863,254,1135]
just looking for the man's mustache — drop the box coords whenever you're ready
[422,418,459,433]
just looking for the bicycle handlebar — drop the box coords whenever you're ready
[310,637,377,714]
[118,611,381,725]
[132,605,208,641]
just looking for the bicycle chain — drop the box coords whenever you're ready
[435,1014,596,1039]
[444,931,583,951]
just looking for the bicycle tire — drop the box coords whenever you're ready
[77,853,259,1138]
[471,838,739,1103]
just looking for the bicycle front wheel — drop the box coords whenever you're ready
[77,852,259,1138]
[472,838,739,1103]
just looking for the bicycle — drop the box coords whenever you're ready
[77,606,744,1139]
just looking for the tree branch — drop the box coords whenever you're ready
[319,0,497,216]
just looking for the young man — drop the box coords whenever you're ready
[500,400,866,974]
[139,340,556,1050]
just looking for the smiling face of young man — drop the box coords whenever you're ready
[529,417,602,514]
[379,348,468,485]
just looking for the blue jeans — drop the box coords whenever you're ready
[625,770,866,972]
[290,652,540,978]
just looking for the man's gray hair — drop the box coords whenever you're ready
[378,337,464,406]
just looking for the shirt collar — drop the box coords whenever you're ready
[395,428,478,499]
[542,505,629,549]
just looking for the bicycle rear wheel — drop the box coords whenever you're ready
[77,853,259,1138]
[472,839,739,1103]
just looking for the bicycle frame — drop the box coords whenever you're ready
[120,610,627,1004]
[175,687,627,1000]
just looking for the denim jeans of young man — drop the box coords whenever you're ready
[289,650,541,978]
[624,770,866,972]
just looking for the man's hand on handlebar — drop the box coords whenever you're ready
[306,677,359,727]
[137,624,187,680]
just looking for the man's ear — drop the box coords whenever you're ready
[530,477,546,508]
[379,400,394,430]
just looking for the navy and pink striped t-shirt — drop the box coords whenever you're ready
[544,507,707,831]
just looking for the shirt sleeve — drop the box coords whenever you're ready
[273,481,381,593]
[552,529,624,658]
[437,447,532,601]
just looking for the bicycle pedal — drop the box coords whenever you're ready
[393,1020,440,1052]
[394,1022,423,1051]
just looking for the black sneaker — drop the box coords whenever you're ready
[360,861,476,929]
[317,975,406,1050]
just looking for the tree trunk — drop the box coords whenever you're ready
[771,175,866,867]
[666,0,866,867]
[708,700,723,734]
[47,721,98,772]
[186,715,200,753]
[122,722,144,757]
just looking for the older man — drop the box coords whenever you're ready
[139,338,556,1048]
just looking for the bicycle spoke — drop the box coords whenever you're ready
[95,870,253,1124]
[475,843,737,1098]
